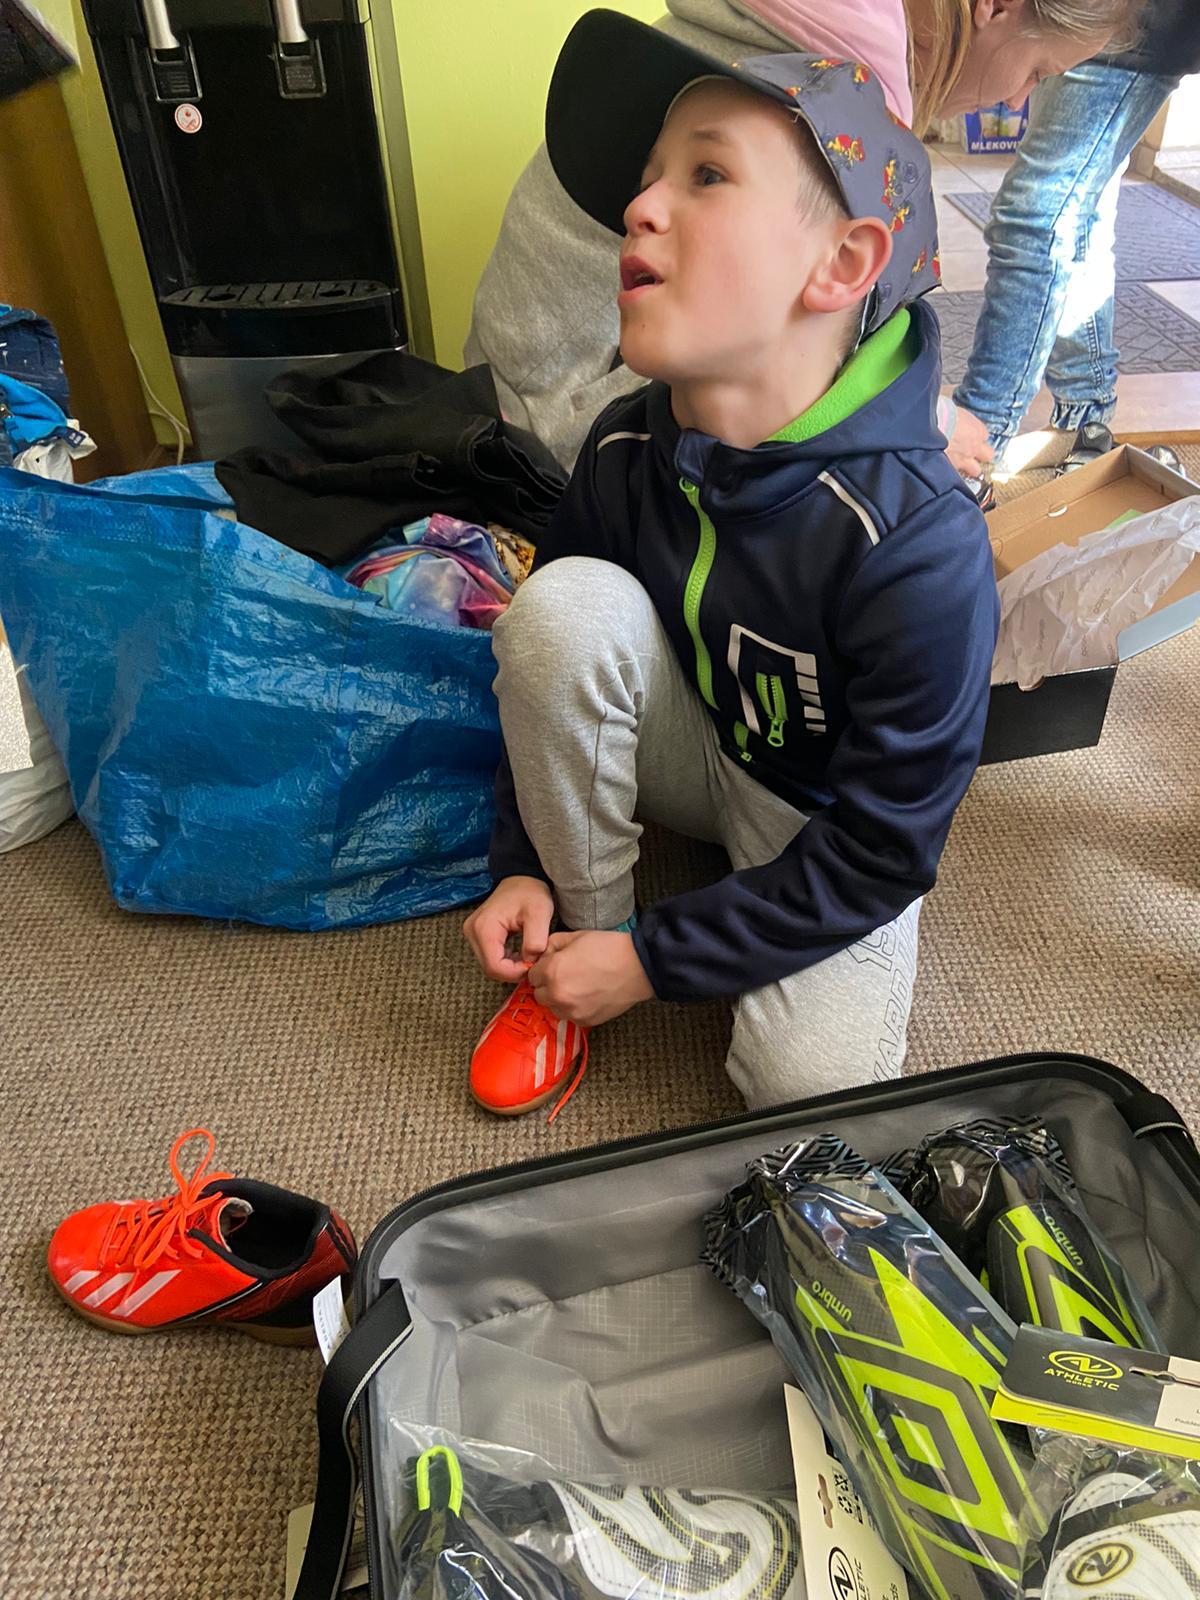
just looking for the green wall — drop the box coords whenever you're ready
[393,0,662,368]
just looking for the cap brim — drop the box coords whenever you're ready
[546,9,790,235]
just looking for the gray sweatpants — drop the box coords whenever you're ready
[492,558,921,1108]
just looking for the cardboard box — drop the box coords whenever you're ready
[980,446,1200,764]
[962,100,1029,154]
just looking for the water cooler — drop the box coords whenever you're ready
[80,0,407,456]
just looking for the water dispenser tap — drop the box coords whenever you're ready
[272,0,325,99]
[140,0,201,103]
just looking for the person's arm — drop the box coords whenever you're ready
[631,494,999,1001]
[938,393,994,479]
[465,144,638,471]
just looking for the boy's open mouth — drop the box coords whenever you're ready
[619,256,664,294]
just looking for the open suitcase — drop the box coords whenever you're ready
[294,1052,1200,1600]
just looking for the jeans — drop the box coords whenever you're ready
[954,60,1178,453]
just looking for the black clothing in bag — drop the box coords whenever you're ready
[215,352,567,566]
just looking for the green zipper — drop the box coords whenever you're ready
[733,721,752,762]
[678,478,717,710]
[755,672,787,748]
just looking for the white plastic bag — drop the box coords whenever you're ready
[13,425,96,482]
[0,650,74,852]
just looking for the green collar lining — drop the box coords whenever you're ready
[769,306,916,445]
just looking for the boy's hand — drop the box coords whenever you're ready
[528,931,654,1026]
[463,876,555,982]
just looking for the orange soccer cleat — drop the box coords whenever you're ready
[48,1129,356,1344]
[469,979,589,1122]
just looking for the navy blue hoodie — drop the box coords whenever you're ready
[490,299,999,1002]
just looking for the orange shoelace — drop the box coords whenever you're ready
[100,1128,233,1269]
[546,1029,589,1125]
[504,980,543,1036]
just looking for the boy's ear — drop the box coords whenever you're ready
[801,217,893,318]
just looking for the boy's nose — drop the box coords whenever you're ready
[623,181,668,235]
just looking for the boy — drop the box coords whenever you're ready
[463,8,998,1119]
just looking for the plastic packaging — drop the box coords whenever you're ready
[902,1120,1162,1350]
[703,1136,1041,1600]
[990,1324,1200,1594]
[1022,1446,1200,1599]
[387,1429,803,1600]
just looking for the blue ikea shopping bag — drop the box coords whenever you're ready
[0,465,500,928]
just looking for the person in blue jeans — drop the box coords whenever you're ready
[949,1,1200,474]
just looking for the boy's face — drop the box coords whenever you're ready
[618,80,842,387]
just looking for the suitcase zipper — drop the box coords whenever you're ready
[359,1051,1185,1283]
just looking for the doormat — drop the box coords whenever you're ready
[933,283,1200,388]
[944,183,1200,282]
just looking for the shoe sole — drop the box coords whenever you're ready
[52,1275,318,1346]
[470,1079,566,1117]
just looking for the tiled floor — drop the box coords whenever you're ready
[1153,279,1200,320]
[1156,146,1200,206]
[928,143,1200,446]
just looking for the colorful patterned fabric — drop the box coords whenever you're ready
[343,514,531,631]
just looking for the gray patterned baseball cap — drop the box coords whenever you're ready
[545,7,941,336]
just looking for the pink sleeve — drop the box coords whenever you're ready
[736,0,914,126]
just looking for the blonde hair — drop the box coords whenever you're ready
[907,0,1144,135]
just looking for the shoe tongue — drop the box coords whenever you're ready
[213,1196,253,1245]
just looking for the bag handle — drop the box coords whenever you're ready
[293,1282,412,1600]
[1119,1089,1195,1145]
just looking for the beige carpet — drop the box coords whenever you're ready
[3,464,1199,1600]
